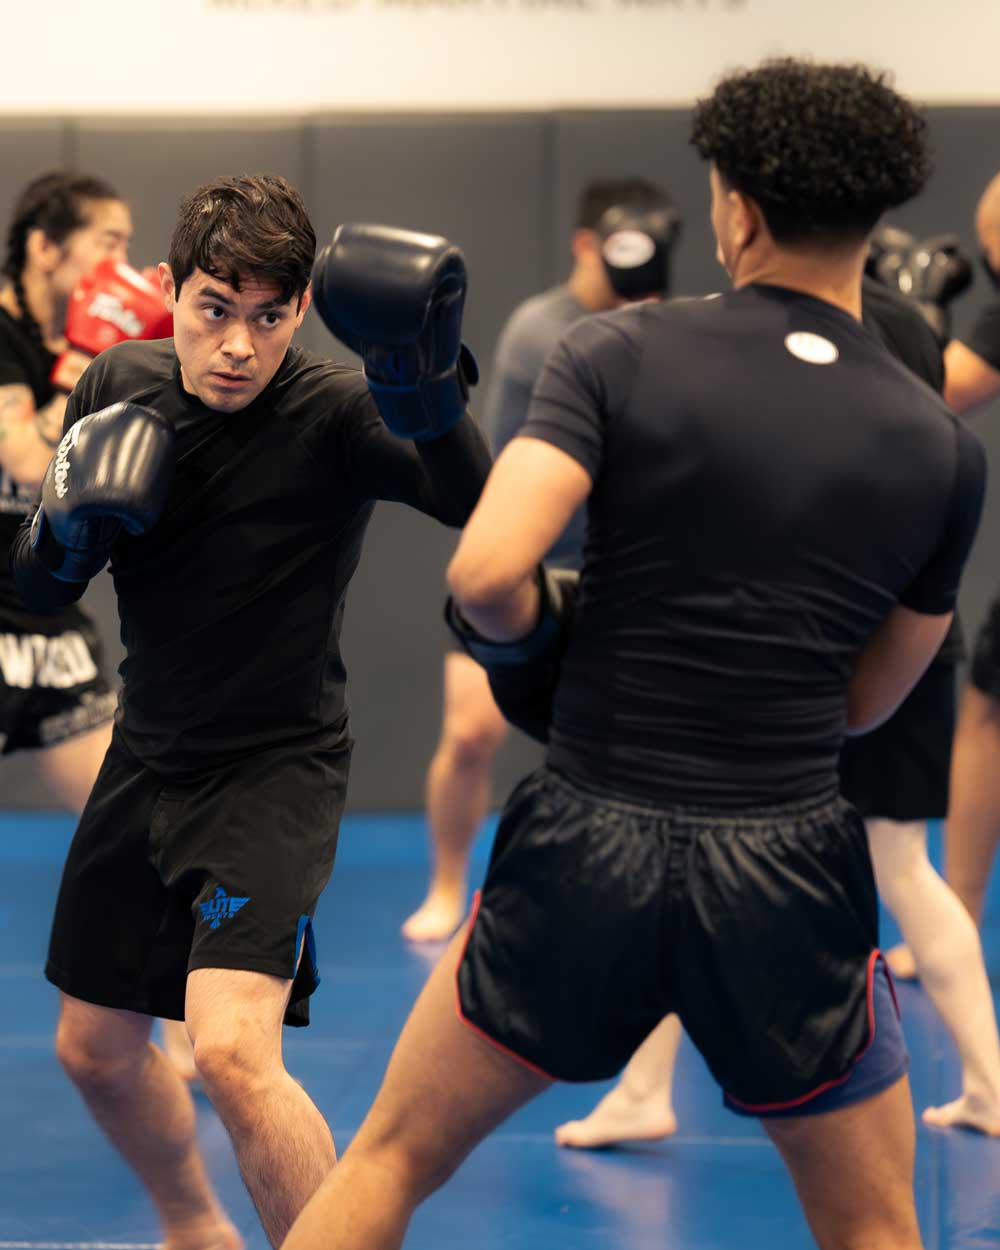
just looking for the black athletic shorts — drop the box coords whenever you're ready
[457,766,885,1110]
[971,594,1000,699]
[838,660,956,821]
[0,603,116,754]
[46,728,351,1026]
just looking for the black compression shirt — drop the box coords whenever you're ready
[0,307,58,600]
[11,339,491,775]
[860,277,963,664]
[525,284,985,806]
[960,295,1000,373]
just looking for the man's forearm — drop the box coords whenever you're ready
[451,569,540,642]
[414,413,492,526]
[9,514,88,613]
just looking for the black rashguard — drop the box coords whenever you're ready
[860,276,963,664]
[11,339,491,775]
[524,284,986,807]
[960,295,1000,373]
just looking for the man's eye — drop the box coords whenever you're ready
[261,313,281,327]
[205,307,226,320]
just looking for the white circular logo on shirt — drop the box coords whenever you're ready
[602,230,656,269]
[784,332,839,365]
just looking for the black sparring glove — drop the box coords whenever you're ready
[30,402,176,583]
[445,566,579,743]
[866,225,973,343]
[311,223,478,441]
[597,201,682,300]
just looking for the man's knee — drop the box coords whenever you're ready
[351,1119,461,1205]
[190,1023,273,1120]
[55,1001,150,1095]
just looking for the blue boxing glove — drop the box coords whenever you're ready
[31,402,176,583]
[311,224,477,441]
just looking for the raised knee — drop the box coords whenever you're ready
[444,721,504,772]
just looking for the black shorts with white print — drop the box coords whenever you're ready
[0,604,116,754]
[46,727,351,1025]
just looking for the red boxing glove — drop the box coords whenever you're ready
[52,260,173,393]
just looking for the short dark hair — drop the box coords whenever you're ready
[576,178,676,231]
[690,59,930,246]
[169,173,316,305]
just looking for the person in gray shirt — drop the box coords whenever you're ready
[403,177,679,942]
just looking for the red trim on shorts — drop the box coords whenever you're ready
[454,889,556,1082]
[725,949,887,1114]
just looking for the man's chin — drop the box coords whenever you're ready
[199,378,260,413]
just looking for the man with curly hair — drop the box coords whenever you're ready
[280,61,985,1250]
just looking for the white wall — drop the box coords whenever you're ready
[7,0,1000,113]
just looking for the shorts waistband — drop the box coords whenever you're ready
[545,765,844,829]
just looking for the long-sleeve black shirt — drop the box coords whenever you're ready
[12,338,490,775]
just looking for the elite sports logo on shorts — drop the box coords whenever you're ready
[198,886,250,930]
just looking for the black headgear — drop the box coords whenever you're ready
[596,202,682,300]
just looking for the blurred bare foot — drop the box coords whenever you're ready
[555,1084,677,1149]
[922,1094,1000,1136]
[402,885,466,943]
[162,1017,198,1083]
[884,942,918,981]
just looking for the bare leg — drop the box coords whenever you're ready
[35,726,196,1080]
[31,722,112,812]
[945,684,1000,927]
[765,1076,922,1249]
[162,1018,198,1083]
[868,818,1000,1134]
[554,1014,681,1148]
[187,968,337,1247]
[402,653,508,943]
[282,927,550,1250]
[56,994,240,1250]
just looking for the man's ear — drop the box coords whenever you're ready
[730,189,765,253]
[296,284,312,325]
[158,262,177,311]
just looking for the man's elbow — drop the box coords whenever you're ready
[446,551,521,609]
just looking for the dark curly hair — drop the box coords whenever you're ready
[690,59,930,245]
[169,173,315,306]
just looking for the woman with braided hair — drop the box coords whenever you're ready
[0,172,195,1079]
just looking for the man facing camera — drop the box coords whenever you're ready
[11,174,490,1248]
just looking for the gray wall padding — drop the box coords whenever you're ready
[2,107,999,810]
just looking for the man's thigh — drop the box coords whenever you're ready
[764,1076,920,1250]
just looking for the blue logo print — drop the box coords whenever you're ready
[198,885,250,930]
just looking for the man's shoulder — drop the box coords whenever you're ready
[93,337,176,384]
[497,286,587,370]
[276,346,368,408]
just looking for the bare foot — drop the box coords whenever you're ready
[555,1085,678,1149]
[922,1095,1000,1136]
[884,943,918,981]
[162,1017,198,1083]
[402,886,466,943]
[164,1218,244,1250]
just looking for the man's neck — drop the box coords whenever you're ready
[567,266,614,314]
[731,252,866,321]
